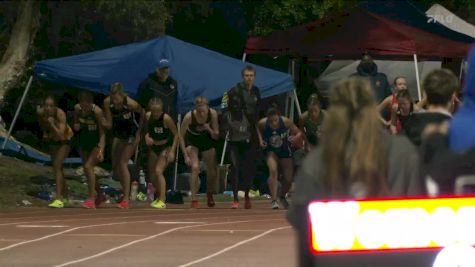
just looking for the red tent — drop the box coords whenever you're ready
[245,6,473,59]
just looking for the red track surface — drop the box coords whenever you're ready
[0,201,296,267]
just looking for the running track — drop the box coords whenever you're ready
[0,201,296,267]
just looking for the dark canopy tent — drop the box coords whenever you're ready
[2,35,295,150]
[244,1,473,101]
[245,1,473,59]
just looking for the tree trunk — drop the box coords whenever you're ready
[0,0,39,99]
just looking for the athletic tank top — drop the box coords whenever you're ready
[396,104,414,133]
[148,113,172,142]
[263,117,289,149]
[78,105,99,133]
[304,111,324,145]
[110,97,137,136]
[43,108,73,141]
[227,111,251,142]
[187,108,211,136]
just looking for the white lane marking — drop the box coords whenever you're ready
[178,226,291,267]
[66,234,146,237]
[0,208,274,226]
[154,221,204,224]
[17,225,68,228]
[183,229,261,233]
[0,210,191,225]
[51,218,285,267]
[0,213,279,252]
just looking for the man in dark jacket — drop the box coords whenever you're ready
[352,55,391,103]
[221,65,262,208]
[222,65,262,145]
[137,59,178,120]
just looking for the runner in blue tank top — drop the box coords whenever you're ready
[258,106,303,209]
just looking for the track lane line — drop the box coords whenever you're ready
[177,226,291,267]
[0,212,281,252]
[51,218,286,267]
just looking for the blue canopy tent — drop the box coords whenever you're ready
[33,35,294,113]
[2,35,296,154]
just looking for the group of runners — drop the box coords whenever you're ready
[36,64,326,210]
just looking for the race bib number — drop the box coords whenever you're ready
[123,112,132,119]
[87,125,97,131]
[154,127,163,134]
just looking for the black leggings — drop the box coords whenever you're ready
[228,141,257,200]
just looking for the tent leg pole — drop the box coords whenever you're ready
[242,53,247,62]
[459,59,465,82]
[1,75,33,152]
[173,114,182,191]
[290,90,295,121]
[413,54,422,101]
[293,88,302,116]
[284,92,290,117]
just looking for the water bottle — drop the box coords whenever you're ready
[147,182,155,201]
[139,169,147,192]
[130,181,138,201]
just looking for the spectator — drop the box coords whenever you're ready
[137,59,178,120]
[404,69,458,147]
[287,77,421,266]
[352,54,391,103]
[389,89,415,135]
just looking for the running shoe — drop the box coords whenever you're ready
[231,201,239,209]
[279,196,289,209]
[136,192,147,202]
[191,200,199,209]
[151,200,166,209]
[116,200,129,209]
[244,197,252,209]
[95,193,107,207]
[207,192,215,208]
[48,199,64,208]
[271,200,279,210]
[81,199,96,209]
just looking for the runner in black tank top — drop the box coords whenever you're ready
[73,91,106,209]
[298,94,325,150]
[258,107,303,210]
[110,96,138,142]
[103,83,145,209]
[144,98,187,209]
[181,96,219,209]
[37,96,72,209]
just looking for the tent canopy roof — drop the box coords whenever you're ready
[245,1,473,59]
[35,35,294,113]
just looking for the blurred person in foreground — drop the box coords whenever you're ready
[449,46,475,152]
[287,77,421,266]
